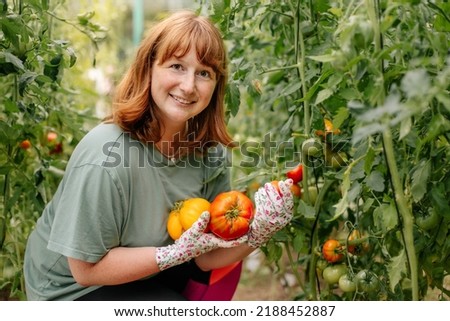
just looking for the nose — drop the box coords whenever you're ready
[179,73,195,94]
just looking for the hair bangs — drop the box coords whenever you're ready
[155,18,226,76]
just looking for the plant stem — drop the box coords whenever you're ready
[382,129,419,300]
[308,178,333,300]
[284,243,305,291]
[289,0,312,202]
[367,0,419,300]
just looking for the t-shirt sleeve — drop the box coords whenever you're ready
[47,164,125,263]
[202,144,232,201]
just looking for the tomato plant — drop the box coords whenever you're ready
[322,239,344,263]
[0,0,127,300]
[209,191,254,240]
[203,0,450,301]
[166,198,211,240]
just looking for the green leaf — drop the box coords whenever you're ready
[410,160,431,202]
[315,88,333,105]
[1,52,25,71]
[298,200,315,219]
[364,146,375,175]
[333,107,349,129]
[365,170,385,192]
[388,249,407,292]
[292,233,307,253]
[399,117,412,140]
[374,202,398,233]
[225,82,240,117]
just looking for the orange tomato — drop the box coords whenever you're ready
[209,191,254,240]
[271,180,301,198]
[166,198,211,240]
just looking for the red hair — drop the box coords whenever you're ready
[110,10,236,153]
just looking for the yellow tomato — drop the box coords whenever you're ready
[166,198,211,240]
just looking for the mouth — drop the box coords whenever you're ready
[170,94,196,105]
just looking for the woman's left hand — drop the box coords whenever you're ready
[247,179,294,248]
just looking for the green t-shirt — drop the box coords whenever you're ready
[24,123,231,300]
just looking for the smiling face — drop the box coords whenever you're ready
[151,47,217,136]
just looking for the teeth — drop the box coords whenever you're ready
[172,95,193,104]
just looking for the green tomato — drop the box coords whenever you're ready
[302,138,323,157]
[322,264,347,285]
[355,270,380,293]
[415,208,439,231]
[338,273,356,292]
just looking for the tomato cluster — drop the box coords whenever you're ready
[166,190,254,241]
[319,232,380,295]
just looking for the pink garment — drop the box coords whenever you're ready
[182,261,242,301]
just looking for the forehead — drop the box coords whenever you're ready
[155,24,225,72]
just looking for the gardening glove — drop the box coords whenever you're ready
[248,179,294,248]
[156,211,247,271]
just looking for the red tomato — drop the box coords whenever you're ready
[47,131,58,143]
[286,164,303,184]
[322,239,344,263]
[19,139,31,150]
[208,191,254,240]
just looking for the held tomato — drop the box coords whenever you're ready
[322,264,347,284]
[322,239,344,263]
[286,164,303,184]
[271,180,301,198]
[209,191,254,240]
[166,198,211,240]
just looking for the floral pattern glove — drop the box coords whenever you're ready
[156,211,247,271]
[248,179,295,248]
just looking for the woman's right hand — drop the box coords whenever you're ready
[155,212,247,271]
[248,179,294,248]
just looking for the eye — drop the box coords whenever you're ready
[198,70,210,78]
[170,64,183,71]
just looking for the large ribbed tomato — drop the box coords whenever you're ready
[166,198,211,240]
[208,191,254,240]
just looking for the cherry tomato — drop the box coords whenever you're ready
[322,239,344,263]
[47,132,58,143]
[19,139,31,150]
[286,164,303,184]
[209,191,254,240]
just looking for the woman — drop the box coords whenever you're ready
[23,10,293,301]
